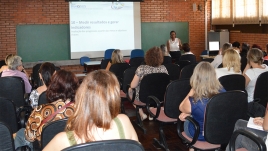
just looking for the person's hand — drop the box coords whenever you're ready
[179,113,191,121]
[253,117,264,126]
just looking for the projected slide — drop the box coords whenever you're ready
[69,2,141,59]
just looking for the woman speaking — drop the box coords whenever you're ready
[166,30,182,62]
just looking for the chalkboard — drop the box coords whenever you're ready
[141,22,189,52]
[16,25,70,62]
[16,22,188,62]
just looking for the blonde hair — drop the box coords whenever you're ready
[221,42,232,55]
[247,48,264,65]
[190,62,222,103]
[222,48,241,73]
[66,70,121,142]
[111,49,124,64]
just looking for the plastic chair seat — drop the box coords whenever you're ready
[120,90,126,98]
[150,107,176,122]
[182,132,220,150]
[236,148,248,151]
[133,100,146,106]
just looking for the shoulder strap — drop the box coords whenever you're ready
[66,131,77,146]
[37,101,72,129]
[113,117,125,139]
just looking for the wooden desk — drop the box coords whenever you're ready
[200,55,216,59]
[84,61,101,72]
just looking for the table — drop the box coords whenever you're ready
[84,61,101,72]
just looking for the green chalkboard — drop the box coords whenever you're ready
[17,25,70,62]
[141,22,189,52]
[16,22,188,62]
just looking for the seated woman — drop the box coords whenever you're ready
[211,42,232,68]
[160,44,172,64]
[240,43,250,72]
[0,54,13,73]
[14,70,79,150]
[243,48,268,102]
[29,62,56,108]
[105,49,125,70]
[1,55,31,93]
[265,43,268,60]
[215,48,242,78]
[179,43,196,63]
[179,62,226,141]
[43,70,139,151]
[129,46,168,121]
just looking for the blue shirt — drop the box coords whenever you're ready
[188,88,226,141]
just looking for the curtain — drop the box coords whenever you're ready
[212,0,232,25]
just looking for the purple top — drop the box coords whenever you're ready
[2,69,32,93]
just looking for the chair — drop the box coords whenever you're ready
[104,49,115,59]
[0,122,15,151]
[0,76,27,107]
[129,57,144,67]
[32,63,42,89]
[130,49,144,59]
[201,50,208,55]
[41,118,68,149]
[128,73,170,134]
[219,74,245,92]
[177,91,248,151]
[177,60,191,70]
[253,71,268,107]
[80,56,90,73]
[264,60,268,66]
[202,58,214,63]
[100,59,111,69]
[147,79,191,151]
[62,139,145,151]
[179,63,197,80]
[229,129,266,151]
[162,56,172,65]
[164,63,181,81]
[179,54,196,64]
[0,60,6,68]
[38,91,47,106]
[109,63,131,89]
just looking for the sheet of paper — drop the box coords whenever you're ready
[247,117,264,131]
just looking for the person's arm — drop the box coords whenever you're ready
[166,40,170,53]
[117,114,139,142]
[263,111,268,131]
[179,89,194,114]
[130,74,140,89]
[42,132,69,151]
[178,38,182,50]
[106,62,111,71]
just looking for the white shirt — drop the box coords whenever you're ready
[245,64,268,102]
[168,38,180,52]
[183,52,194,55]
[215,67,242,79]
[210,55,222,68]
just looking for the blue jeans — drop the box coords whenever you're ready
[226,119,267,151]
[14,128,33,150]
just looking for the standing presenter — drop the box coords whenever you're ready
[166,31,182,62]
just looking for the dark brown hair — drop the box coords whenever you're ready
[145,46,163,67]
[46,70,79,103]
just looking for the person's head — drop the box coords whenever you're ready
[111,49,124,64]
[5,54,14,65]
[222,48,241,73]
[38,62,56,86]
[266,43,268,52]
[232,41,240,49]
[241,43,250,54]
[247,48,264,65]
[170,31,176,39]
[46,70,79,103]
[145,46,163,67]
[252,44,262,50]
[7,55,23,71]
[66,70,121,141]
[182,43,190,52]
[160,44,168,55]
[190,62,222,103]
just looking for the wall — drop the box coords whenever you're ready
[1,0,210,73]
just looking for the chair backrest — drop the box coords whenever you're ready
[177,60,192,70]
[164,79,191,118]
[100,59,111,69]
[32,63,42,88]
[129,57,144,67]
[0,76,26,107]
[80,56,90,66]
[219,74,245,92]
[179,63,197,80]
[104,49,115,59]
[202,58,214,63]
[139,73,170,103]
[164,63,181,81]
[109,63,131,89]
[38,91,47,106]
[254,71,268,107]
[130,49,144,59]
[62,139,145,151]
[0,122,15,151]
[162,56,172,65]
[204,91,248,144]
[0,97,19,133]
[201,50,208,55]
[180,54,196,64]
[0,60,6,68]
[122,67,137,93]
[41,118,68,149]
